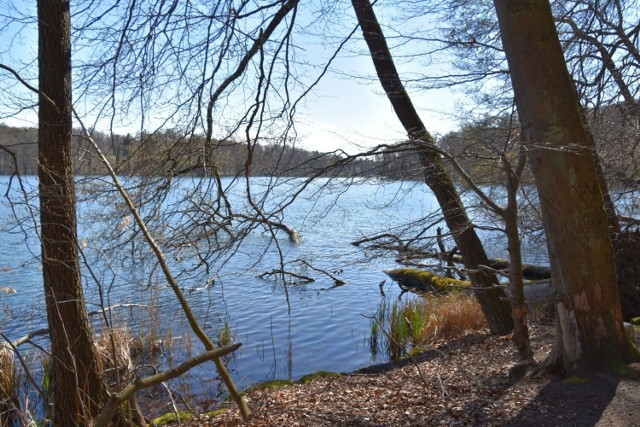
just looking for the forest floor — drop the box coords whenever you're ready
[169,319,640,427]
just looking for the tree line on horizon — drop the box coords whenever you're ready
[1,100,637,188]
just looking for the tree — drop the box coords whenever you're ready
[350,0,514,334]
[37,0,109,424]
[493,0,640,373]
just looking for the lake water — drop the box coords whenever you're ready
[1,175,554,412]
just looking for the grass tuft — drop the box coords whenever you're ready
[217,319,234,347]
[94,326,134,381]
[370,291,487,360]
[0,342,16,424]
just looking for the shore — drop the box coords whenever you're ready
[154,320,640,426]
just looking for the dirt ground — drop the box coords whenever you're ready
[171,321,640,426]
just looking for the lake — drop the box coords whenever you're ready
[1,175,551,413]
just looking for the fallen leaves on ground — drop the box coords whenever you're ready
[174,321,640,427]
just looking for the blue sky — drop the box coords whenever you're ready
[0,0,461,153]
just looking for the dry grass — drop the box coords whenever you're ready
[420,291,488,343]
[0,343,14,399]
[372,291,488,359]
[0,342,16,424]
[94,326,134,384]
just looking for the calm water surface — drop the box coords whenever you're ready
[1,175,551,409]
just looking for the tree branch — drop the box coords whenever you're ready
[94,344,241,427]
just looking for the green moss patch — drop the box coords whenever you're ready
[151,410,193,425]
[299,370,341,384]
[204,408,227,418]
[151,408,227,425]
[384,268,471,293]
[630,317,640,326]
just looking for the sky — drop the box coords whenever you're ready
[0,0,461,153]
[295,61,459,152]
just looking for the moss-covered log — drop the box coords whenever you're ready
[384,268,472,293]
[385,268,555,304]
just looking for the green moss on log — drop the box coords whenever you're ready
[384,268,471,293]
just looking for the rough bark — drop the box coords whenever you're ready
[38,1,109,424]
[351,0,513,334]
[493,0,640,373]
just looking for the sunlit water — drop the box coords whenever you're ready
[0,174,563,414]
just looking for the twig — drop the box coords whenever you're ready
[160,381,181,424]
[258,269,315,283]
[12,328,49,347]
[296,259,346,286]
[0,63,58,112]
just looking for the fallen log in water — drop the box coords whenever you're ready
[384,268,554,304]
[352,234,551,280]
[384,268,471,294]
[459,256,551,280]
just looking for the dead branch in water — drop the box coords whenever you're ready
[297,259,346,286]
[258,269,315,284]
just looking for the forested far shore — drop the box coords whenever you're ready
[0,124,418,179]
[1,102,637,187]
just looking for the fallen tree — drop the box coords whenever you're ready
[384,268,554,304]
[356,228,640,319]
[353,234,552,280]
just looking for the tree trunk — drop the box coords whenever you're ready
[493,0,640,373]
[351,0,513,334]
[38,1,109,424]
[503,157,535,372]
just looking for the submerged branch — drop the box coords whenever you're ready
[297,259,346,286]
[258,269,315,284]
[353,233,550,281]
[233,213,300,243]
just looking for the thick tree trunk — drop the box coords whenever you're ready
[493,0,640,373]
[351,0,513,334]
[38,1,109,424]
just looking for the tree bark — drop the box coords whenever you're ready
[493,0,640,373]
[351,0,513,334]
[503,153,535,371]
[38,1,109,424]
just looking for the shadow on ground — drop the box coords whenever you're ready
[503,373,626,426]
